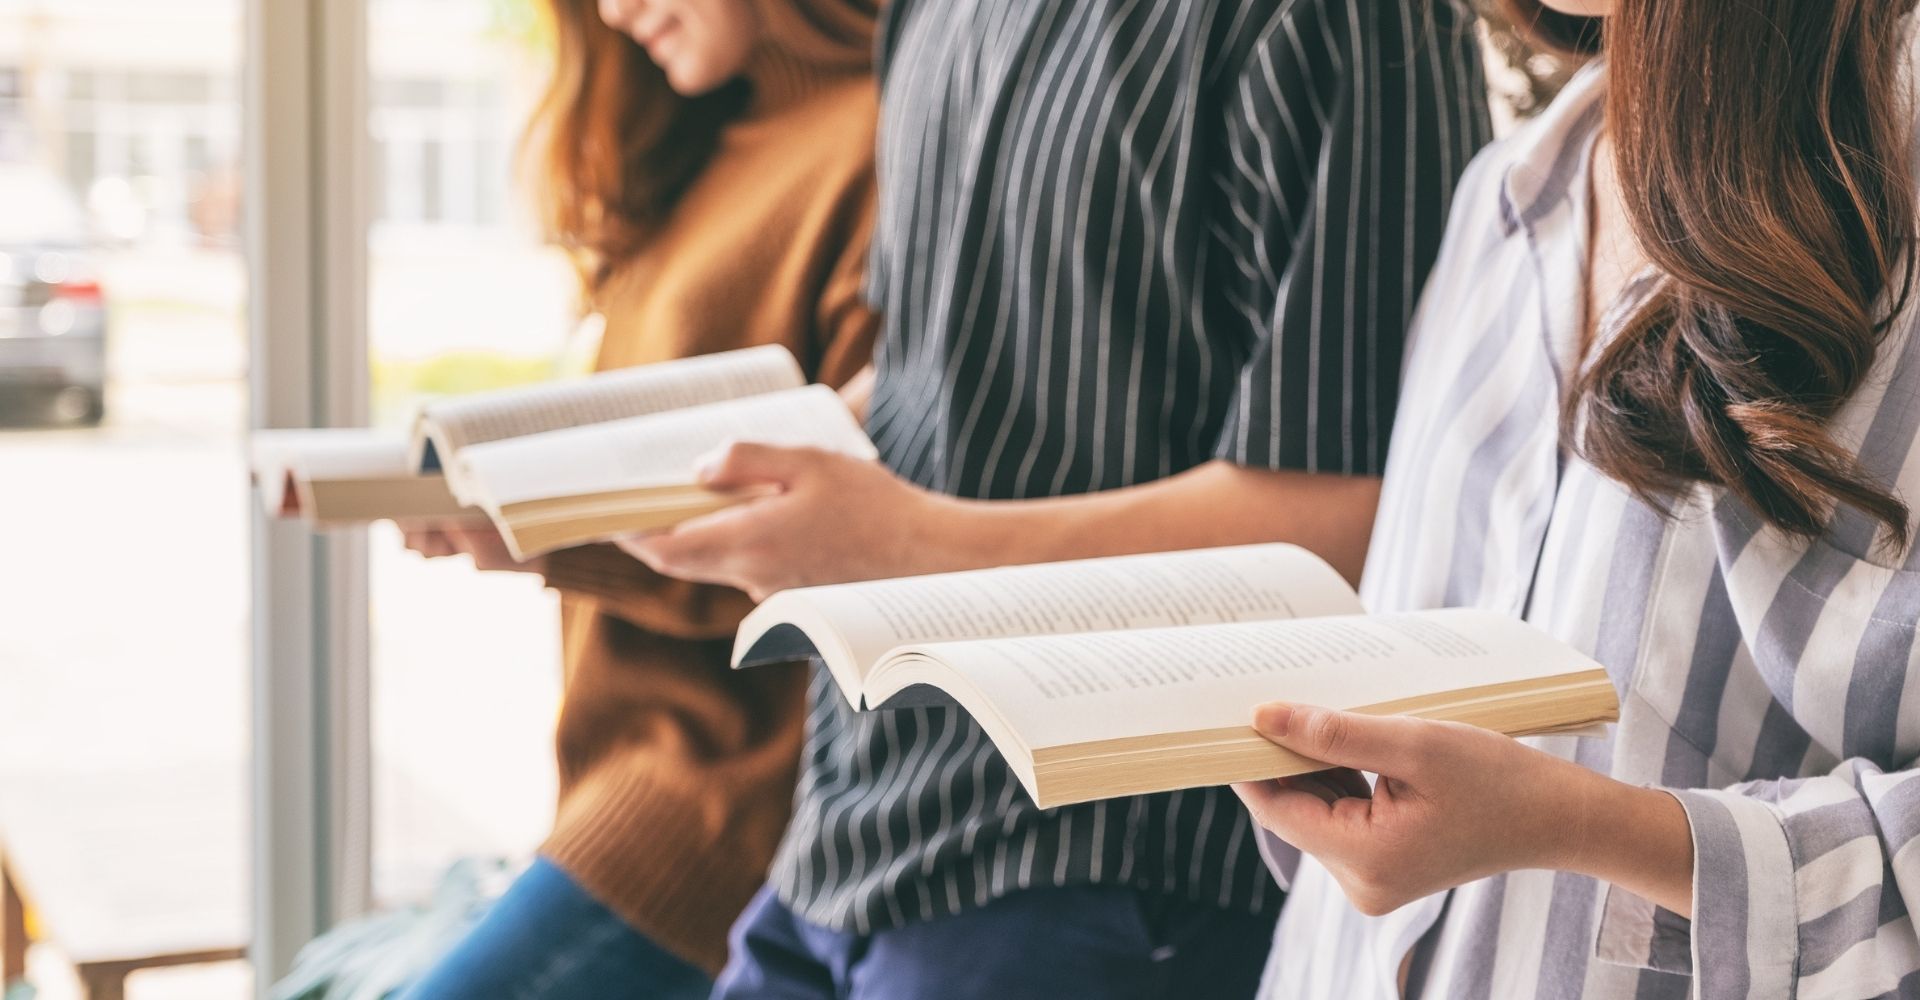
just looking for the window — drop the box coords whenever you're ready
[0,2,251,997]
[364,0,575,907]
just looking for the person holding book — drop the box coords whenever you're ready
[396,0,881,996]
[615,0,1493,994]
[1231,2,1920,997]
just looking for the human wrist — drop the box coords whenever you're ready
[904,491,1007,575]
[1520,752,1666,879]
[1548,767,1695,913]
[1500,750,1609,875]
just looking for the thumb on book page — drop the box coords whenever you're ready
[694,440,814,490]
[1251,702,1436,778]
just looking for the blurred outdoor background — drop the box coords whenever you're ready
[0,1,579,996]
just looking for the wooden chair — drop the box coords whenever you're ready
[0,761,247,1000]
[4,854,26,989]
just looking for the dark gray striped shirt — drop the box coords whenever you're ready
[771,0,1493,933]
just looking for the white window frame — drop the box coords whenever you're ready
[243,0,373,988]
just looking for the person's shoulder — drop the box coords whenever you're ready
[787,77,880,165]
[1439,128,1534,236]
[1401,85,1600,318]
[720,77,876,214]
[812,76,880,135]
[1457,63,1607,221]
[726,75,876,182]
[1227,0,1479,55]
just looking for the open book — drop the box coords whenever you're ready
[452,384,874,559]
[250,428,469,527]
[408,343,805,472]
[250,345,874,555]
[733,544,1619,809]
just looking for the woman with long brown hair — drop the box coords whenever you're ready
[397,0,880,996]
[1237,1,1920,997]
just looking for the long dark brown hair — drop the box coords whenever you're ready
[524,0,748,294]
[1500,0,1917,547]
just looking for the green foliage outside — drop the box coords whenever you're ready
[486,0,552,54]
[372,351,561,425]
[371,1,567,427]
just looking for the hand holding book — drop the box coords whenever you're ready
[250,345,879,559]
[1234,700,1694,919]
[401,521,546,574]
[618,439,952,601]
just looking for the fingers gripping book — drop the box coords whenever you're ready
[250,345,874,557]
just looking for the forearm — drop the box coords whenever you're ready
[1555,766,1696,917]
[914,461,1381,583]
[632,450,1380,600]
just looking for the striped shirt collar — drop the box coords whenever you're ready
[1497,61,1607,238]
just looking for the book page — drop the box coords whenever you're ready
[414,344,804,470]
[294,436,416,480]
[253,428,412,477]
[250,430,304,515]
[251,429,419,514]
[878,609,1599,750]
[738,544,1363,681]
[456,384,874,509]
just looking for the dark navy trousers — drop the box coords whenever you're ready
[713,883,1277,999]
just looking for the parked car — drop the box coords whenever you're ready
[0,164,107,425]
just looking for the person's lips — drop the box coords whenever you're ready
[633,14,680,51]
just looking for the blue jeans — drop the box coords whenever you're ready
[713,884,1277,1000]
[399,857,711,1000]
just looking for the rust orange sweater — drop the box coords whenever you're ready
[532,8,880,974]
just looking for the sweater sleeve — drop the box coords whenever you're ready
[539,544,754,641]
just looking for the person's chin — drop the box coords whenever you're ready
[1538,0,1613,13]
[666,64,722,97]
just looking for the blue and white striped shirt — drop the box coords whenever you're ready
[1260,56,1920,1000]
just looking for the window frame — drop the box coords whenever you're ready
[243,0,374,987]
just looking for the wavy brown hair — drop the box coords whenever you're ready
[1498,0,1917,547]
[525,0,749,294]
